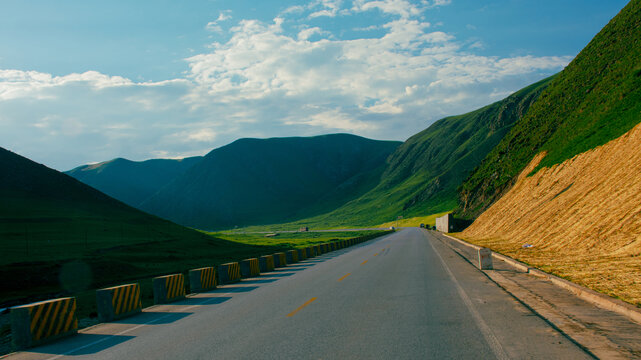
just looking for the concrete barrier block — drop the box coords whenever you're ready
[240,258,260,278]
[478,248,493,270]
[305,247,313,258]
[296,248,307,261]
[286,250,299,264]
[273,252,287,268]
[313,245,320,255]
[259,255,275,272]
[218,262,241,284]
[96,283,142,322]
[153,274,186,304]
[189,267,217,293]
[10,297,78,350]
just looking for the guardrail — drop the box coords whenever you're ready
[7,230,394,351]
[218,262,241,284]
[240,258,260,278]
[153,273,186,304]
[259,255,275,272]
[273,252,287,268]
[96,283,142,322]
[10,297,78,350]
[286,250,299,264]
[189,267,218,293]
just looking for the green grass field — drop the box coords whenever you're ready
[211,230,388,248]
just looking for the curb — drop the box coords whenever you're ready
[440,232,641,325]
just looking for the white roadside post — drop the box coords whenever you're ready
[478,247,493,270]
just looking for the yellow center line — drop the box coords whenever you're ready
[361,260,368,265]
[338,273,351,281]
[287,297,317,317]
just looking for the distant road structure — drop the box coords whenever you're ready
[436,213,454,232]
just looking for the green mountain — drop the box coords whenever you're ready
[0,146,213,266]
[457,0,641,219]
[66,156,202,208]
[139,134,401,230]
[0,146,275,311]
[290,77,553,228]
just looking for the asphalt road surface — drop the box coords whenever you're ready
[8,228,592,359]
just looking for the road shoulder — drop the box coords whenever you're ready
[432,230,641,359]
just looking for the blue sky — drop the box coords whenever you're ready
[0,0,629,170]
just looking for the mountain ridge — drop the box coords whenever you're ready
[66,156,202,208]
[138,133,401,230]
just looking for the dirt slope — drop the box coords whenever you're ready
[460,122,641,306]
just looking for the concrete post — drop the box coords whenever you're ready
[478,248,493,270]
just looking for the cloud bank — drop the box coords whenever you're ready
[0,0,570,170]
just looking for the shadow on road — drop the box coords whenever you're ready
[223,286,260,293]
[28,334,135,356]
[239,279,279,284]
[114,311,193,325]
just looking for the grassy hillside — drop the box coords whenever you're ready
[283,77,552,229]
[66,156,202,208]
[460,121,641,306]
[458,0,641,219]
[0,146,270,306]
[139,134,401,230]
[0,146,392,349]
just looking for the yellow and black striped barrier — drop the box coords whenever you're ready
[314,245,322,255]
[96,283,142,322]
[189,267,217,293]
[10,297,78,350]
[305,247,314,258]
[296,248,307,261]
[218,262,241,284]
[273,252,287,268]
[240,258,260,278]
[259,255,275,272]
[286,250,299,264]
[152,273,186,304]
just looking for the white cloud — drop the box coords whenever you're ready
[353,0,422,19]
[428,0,452,8]
[280,0,345,19]
[298,27,329,40]
[187,128,217,142]
[185,15,569,148]
[0,2,571,170]
[205,10,232,32]
[216,10,232,22]
[285,109,377,131]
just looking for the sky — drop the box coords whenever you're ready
[0,0,630,170]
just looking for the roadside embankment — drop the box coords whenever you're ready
[460,122,641,306]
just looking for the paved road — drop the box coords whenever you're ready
[8,229,591,359]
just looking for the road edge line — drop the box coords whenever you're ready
[425,235,509,360]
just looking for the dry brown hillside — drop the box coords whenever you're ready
[460,122,641,306]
